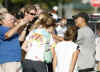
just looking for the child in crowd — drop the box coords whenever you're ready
[53,26,80,72]
[56,17,67,38]
[96,23,100,72]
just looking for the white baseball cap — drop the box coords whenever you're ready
[53,6,58,11]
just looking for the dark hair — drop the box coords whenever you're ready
[25,5,37,13]
[64,26,77,41]
[73,12,89,23]
[96,22,100,31]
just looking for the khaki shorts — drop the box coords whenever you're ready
[0,62,22,72]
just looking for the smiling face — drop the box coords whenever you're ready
[2,13,16,28]
[75,17,86,28]
[25,9,36,21]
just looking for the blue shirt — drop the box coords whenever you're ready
[0,26,21,64]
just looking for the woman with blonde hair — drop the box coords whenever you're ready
[22,13,56,72]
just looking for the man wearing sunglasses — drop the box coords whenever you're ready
[21,5,37,36]
[24,5,37,22]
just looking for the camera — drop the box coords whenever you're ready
[16,12,24,19]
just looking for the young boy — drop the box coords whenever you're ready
[53,26,80,72]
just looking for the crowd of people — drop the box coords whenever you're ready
[0,4,100,72]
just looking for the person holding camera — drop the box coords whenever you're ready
[0,12,29,72]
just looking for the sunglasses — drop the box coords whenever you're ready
[27,11,36,16]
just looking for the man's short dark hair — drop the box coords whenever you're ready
[73,12,89,23]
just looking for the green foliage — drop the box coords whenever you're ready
[0,0,3,3]
[64,0,72,3]
[11,0,24,3]
[0,0,72,12]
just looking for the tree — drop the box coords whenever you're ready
[11,0,24,3]
[0,0,3,3]
[64,0,72,3]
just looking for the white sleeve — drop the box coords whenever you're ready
[73,43,79,52]
[55,43,59,53]
[77,30,84,45]
[95,38,99,45]
[25,30,34,41]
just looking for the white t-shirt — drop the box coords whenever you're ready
[96,37,100,61]
[55,41,78,72]
[25,28,54,61]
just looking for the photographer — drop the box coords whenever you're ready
[0,12,29,72]
[16,5,37,42]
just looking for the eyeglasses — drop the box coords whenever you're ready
[27,11,36,16]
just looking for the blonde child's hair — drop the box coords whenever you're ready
[30,12,55,31]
